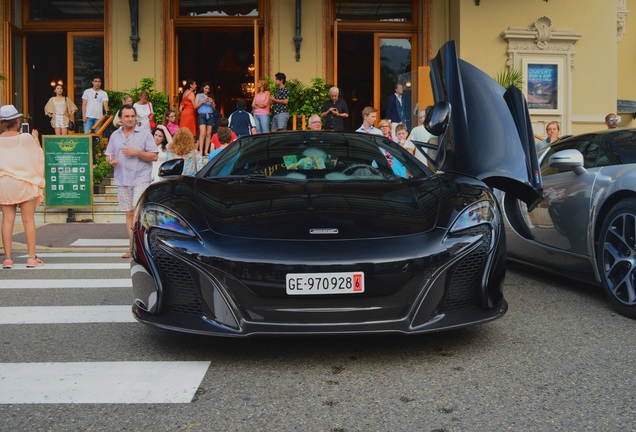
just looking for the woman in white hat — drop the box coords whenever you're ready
[0,104,45,268]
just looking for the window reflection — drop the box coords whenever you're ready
[335,0,412,22]
[29,0,104,21]
[179,0,258,17]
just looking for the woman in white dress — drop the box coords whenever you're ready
[133,90,154,131]
[151,125,172,182]
[44,84,77,135]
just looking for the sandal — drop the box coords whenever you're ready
[122,252,131,259]
[3,258,13,269]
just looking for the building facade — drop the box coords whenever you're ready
[1,0,634,136]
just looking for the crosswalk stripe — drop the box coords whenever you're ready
[70,239,129,247]
[18,252,126,258]
[0,361,211,404]
[0,279,132,289]
[7,263,129,270]
[0,306,135,324]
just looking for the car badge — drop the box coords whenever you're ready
[310,228,339,235]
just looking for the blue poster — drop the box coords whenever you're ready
[527,64,558,110]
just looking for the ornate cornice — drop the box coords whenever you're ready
[502,17,582,68]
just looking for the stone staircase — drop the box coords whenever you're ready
[35,177,125,223]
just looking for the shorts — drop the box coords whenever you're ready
[55,114,66,128]
[271,112,289,131]
[197,113,215,126]
[117,182,151,212]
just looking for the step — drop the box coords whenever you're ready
[35,208,126,224]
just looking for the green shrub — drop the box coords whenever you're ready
[106,77,169,125]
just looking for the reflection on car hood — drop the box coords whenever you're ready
[430,41,542,207]
[196,179,442,240]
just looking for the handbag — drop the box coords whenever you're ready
[148,102,156,129]
[65,97,75,132]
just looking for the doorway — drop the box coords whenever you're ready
[337,33,416,131]
[25,33,67,133]
[177,30,255,118]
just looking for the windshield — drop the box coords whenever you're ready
[203,132,429,181]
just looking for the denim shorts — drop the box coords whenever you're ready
[197,113,215,126]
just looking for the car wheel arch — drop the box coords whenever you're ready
[593,190,636,249]
[595,195,636,318]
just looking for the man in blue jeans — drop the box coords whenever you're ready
[81,77,109,134]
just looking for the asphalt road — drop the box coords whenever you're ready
[0,251,634,432]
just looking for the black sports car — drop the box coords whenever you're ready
[129,41,542,336]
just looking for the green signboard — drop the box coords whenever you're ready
[43,135,93,208]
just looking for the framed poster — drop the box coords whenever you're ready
[43,135,93,208]
[523,58,564,114]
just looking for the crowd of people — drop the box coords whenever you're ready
[5,71,624,266]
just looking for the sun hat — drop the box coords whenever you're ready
[0,105,23,121]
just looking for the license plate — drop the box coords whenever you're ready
[286,272,364,295]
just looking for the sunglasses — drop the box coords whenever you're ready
[609,117,619,122]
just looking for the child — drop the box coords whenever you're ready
[395,123,415,155]
[208,127,233,162]
[163,109,179,136]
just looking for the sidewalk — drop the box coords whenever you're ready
[1,222,129,254]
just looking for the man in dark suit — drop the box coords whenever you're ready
[385,83,405,139]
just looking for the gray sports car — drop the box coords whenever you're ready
[500,128,636,318]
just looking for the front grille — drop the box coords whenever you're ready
[444,226,491,310]
[148,229,203,316]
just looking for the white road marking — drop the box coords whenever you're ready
[0,306,136,324]
[0,279,132,289]
[18,253,125,258]
[0,361,211,404]
[7,263,129,270]
[70,239,129,247]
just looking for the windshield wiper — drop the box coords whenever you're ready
[239,174,308,184]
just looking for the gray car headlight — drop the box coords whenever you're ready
[449,201,497,233]
[140,203,196,237]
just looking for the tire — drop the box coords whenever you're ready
[597,198,636,319]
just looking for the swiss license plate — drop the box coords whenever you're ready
[286,272,365,295]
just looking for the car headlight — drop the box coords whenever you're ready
[450,200,497,233]
[139,203,196,237]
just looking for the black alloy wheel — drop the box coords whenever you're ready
[598,198,636,319]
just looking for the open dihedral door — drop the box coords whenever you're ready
[428,41,543,207]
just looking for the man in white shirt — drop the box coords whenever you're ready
[405,107,437,166]
[82,77,109,134]
[355,106,383,136]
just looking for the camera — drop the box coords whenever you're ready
[21,123,29,134]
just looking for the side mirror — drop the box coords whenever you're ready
[424,101,451,136]
[158,158,184,177]
[549,149,586,175]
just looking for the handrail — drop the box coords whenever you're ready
[89,115,114,135]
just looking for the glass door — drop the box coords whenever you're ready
[336,32,416,131]
[68,32,105,131]
[375,35,416,131]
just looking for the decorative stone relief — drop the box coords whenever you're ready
[617,0,629,42]
[502,17,582,69]
[502,18,582,134]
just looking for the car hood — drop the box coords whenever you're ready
[429,41,542,207]
[195,179,443,240]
